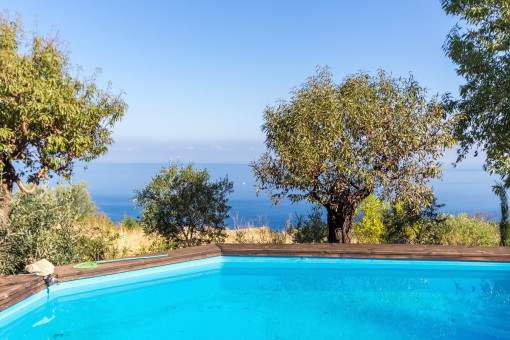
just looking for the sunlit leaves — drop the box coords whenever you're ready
[253,67,455,212]
[0,14,127,185]
[442,0,510,186]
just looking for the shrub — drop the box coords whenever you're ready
[381,203,420,244]
[0,182,94,275]
[382,196,445,244]
[426,214,499,246]
[291,206,327,243]
[353,195,388,244]
[75,228,120,262]
[121,213,141,230]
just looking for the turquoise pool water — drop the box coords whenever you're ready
[1,256,509,339]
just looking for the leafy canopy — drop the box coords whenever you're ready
[253,68,455,211]
[0,14,126,191]
[442,0,510,186]
[134,162,233,247]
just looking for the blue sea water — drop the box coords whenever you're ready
[56,161,501,227]
[1,256,509,339]
[61,162,318,227]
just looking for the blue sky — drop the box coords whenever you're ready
[3,1,465,163]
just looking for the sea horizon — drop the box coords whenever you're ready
[37,160,501,227]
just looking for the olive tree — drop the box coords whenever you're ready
[134,162,233,247]
[252,68,455,243]
[0,15,126,223]
[442,0,510,186]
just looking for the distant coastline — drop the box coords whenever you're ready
[48,162,501,226]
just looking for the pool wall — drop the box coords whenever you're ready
[1,243,510,312]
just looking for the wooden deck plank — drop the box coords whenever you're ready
[55,243,222,281]
[0,275,46,312]
[217,243,510,261]
[1,243,509,312]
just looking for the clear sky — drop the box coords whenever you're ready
[3,0,465,163]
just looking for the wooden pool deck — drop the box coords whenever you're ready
[1,243,510,311]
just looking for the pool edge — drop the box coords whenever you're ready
[0,243,222,312]
[1,243,509,312]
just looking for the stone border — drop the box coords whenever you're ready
[1,243,510,311]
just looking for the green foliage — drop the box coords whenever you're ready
[442,0,510,186]
[0,183,94,275]
[252,67,455,242]
[75,224,120,262]
[134,162,233,247]
[121,213,140,230]
[492,182,510,246]
[382,203,422,244]
[353,195,388,244]
[0,13,126,222]
[382,196,445,244]
[427,214,500,246]
[380,195,499,246]
[291,206,328,243]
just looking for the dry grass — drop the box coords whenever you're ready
[78,213,169,258]
[224,213,295,244]
[77,213,297,261]
[225,226,293,244]
[113,227,167,256]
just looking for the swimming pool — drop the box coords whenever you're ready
[1,256,509,339]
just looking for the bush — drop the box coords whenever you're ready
[382,196,445,244]
[134,162,233,247]
[425,214,499,246]
[75,214,121,261]
[121,213,140,230]
[76,231,120,262]
[353,195,388,244]
[0,183,94,275]
[291,206,327,243]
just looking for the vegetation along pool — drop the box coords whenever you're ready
[0,256,509,339]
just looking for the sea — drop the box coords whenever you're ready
[56,162,501,228]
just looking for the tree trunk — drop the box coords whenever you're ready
[0,162,15,225]
[0,182,11,225]
[326,206,356,243]
[326,190,370,243]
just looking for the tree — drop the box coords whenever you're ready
[442,0,510,186]
[133,162,233,247]
[0,14,127,223]
[252,68,455,243]
[492,182,510,245]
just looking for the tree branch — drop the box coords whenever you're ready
[16,167,46,194]
[20,115,28,136]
